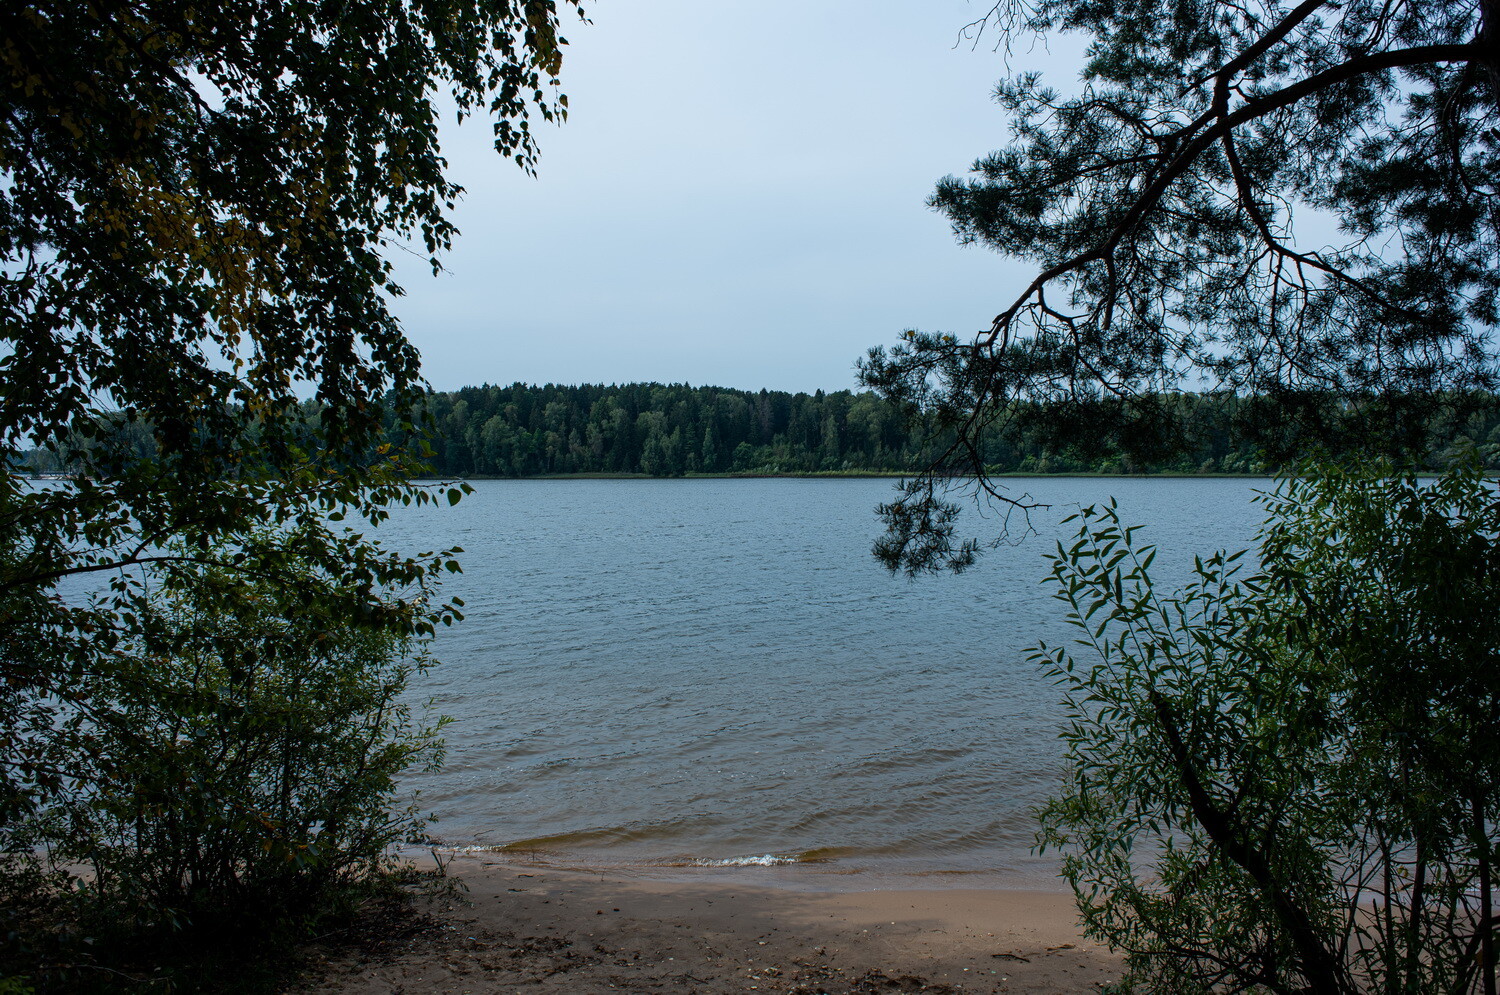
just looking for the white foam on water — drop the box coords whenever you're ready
[444,844,506,854]
[691,853,801,867]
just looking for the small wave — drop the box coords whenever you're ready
[660,848,845,867]
[694,854,800,867]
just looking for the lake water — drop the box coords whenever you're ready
[376,477,1270,887]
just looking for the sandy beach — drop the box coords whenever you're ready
[294,856,1119,994]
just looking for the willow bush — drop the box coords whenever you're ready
[1035,464,1500,995]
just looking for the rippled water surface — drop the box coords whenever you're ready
[378,477,1268,884]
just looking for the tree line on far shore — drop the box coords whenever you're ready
[18,382,1500,480]
[404,382,1500,478]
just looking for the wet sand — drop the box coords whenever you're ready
[295,856,1119,994]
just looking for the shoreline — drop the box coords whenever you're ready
[416,470,1274,481]
[414,844,1069,896]
[296,856,1119,994]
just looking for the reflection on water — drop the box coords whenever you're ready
[376,477,1268,885]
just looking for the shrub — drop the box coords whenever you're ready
[1035,464,1500,995]
[2,539,447,985]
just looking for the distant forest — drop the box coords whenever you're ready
[17,382,1499,478]
[404,383,1500,478]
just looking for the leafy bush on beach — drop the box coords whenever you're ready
[1036,464,1500,995]
[0,541,447,989]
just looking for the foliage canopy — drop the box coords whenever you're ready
[862,0,1499,572]
[4,0,580,461]
[1,0,582,977]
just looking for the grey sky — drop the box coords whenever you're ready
[390,1,1088,395]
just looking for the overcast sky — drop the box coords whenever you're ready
[389,0,1088,395]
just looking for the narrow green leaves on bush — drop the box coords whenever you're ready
[1037,462,1500,995]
